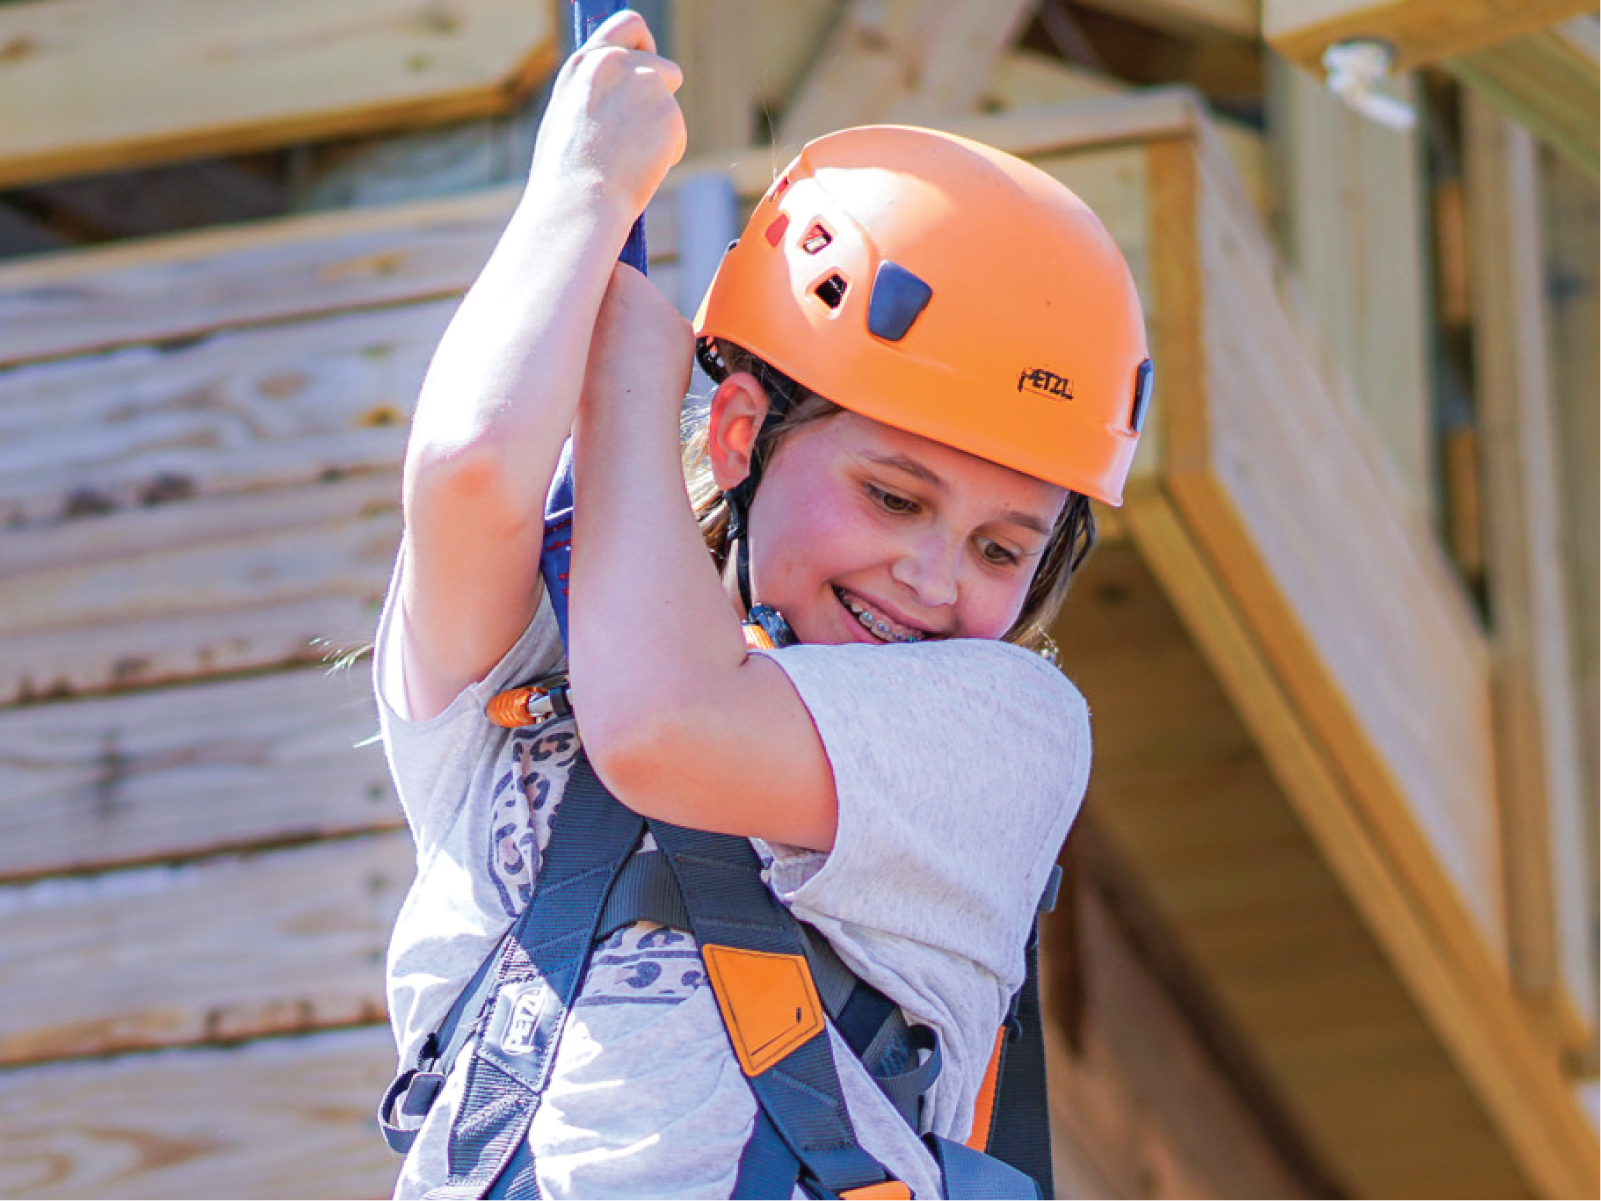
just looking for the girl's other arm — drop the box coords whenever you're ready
[570,267,839,851]
[396,11,684,720]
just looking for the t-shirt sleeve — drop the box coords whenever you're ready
[372,541,564,851]
[759,636,1088,992]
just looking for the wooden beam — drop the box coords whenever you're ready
[0,668,398,880]
[0,831,407,1064]
[1447,16,1600,180]
[0,0,558,189]
[0,1026,398,1200]
[1537,149,1600,1064]
[777,0,1039,146]
[1265,0,1598,73]
[1069,0,1259,40]
[1463,93,1595,1051]
[1265,54,1434,524]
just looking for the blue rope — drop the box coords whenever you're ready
[540,2,650,645]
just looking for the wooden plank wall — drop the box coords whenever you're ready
[0,186,533,1198]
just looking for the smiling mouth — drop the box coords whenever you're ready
[834,587,930,643]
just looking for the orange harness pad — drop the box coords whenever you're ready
[700,944,826,1077]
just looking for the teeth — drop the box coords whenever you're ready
[837,589,924,643]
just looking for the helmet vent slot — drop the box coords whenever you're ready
[802,224,833,254]
[814,274,848,309]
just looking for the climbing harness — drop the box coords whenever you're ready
[379,608,1056,1198]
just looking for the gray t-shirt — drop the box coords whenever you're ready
[376,578,1090,1199]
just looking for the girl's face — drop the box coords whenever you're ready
[737,410,1066,646]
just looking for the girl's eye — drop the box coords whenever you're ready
[979,538,1021,567]
[868,485,917,514]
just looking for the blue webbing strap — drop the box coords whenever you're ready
[926,1135,1041,1200]
[540,0,651,646]
[646,819,902,1198]
[428,753,645,1199]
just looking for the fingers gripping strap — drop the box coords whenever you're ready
[647,820,903,1198]
[438,753,645,1197]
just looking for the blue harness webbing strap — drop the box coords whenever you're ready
[426,752,645,1199]
[646,819,902,1198]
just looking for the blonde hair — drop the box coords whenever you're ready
[683,342,1095,659]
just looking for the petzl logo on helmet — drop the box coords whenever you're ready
[1018,367,1074,401]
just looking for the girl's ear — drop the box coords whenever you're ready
[707,371,771,491]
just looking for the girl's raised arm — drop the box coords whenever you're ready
[393,11,684,720]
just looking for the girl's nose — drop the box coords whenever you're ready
[890,531,960,609]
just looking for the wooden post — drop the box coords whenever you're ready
[1463,92,1595,1052]
[1535,143,1600,1070]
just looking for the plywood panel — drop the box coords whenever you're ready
[0,831,409,1064]
[0,1026,399,1200]
[0,668,397,879]
[0,473,399,702]
[0,0,558,189]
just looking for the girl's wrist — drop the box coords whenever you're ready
[517,169,639,244]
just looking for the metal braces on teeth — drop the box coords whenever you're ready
[845,596,924,642]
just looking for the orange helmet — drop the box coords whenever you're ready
[694,125,1152,506]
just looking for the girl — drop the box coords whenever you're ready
[375,10,1150,1198]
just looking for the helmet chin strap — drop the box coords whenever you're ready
[709,346,799,621]
[725,489,756,615]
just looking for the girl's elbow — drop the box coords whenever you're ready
[404,436,531,530]
[582,703,705,825]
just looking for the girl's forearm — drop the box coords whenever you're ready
[566,268,836,848]
[569,328,746,722]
